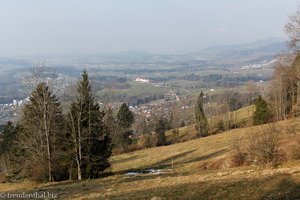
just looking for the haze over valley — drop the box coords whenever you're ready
[0,1,300,200]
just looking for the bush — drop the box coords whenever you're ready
[247,125,281,167]
[287,137,300,160]
[216,120,225,133]
[127,144,139,152]
[231,138,248,167]
[24,161,48,182]
[112,148,125,155]
[171,130,180,144]
[137,134,158,149]
[53,163,70,181]
[291,144,300,160]
[137,135,149,149]
[180,121,185,127]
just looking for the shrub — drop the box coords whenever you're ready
[171,130,180,144]
[231,138,248,167]
[127,144,139,152]
[149,134,158,147]
[137,134,151,149]
[291,144,300,160]
[137,134,158,149]
[287,137,300,160]
[216,120,225,133]
[180,121,185,127]
[24,161,48,182]
[247,124,281,167]
[112,148,125,155]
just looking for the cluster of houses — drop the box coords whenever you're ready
[129,90,192,120]
[0,97,29,123]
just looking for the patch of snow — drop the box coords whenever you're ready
[125,169,164,176]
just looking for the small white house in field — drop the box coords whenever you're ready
[135,77,150,84]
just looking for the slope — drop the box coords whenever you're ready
[0,119,300,200]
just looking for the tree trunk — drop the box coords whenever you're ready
[70,110,82,181]
[43,98,52,182]
[76,157,81,180]
[77,125,82,180]
[77,108,82,181]
[0,154,8,176]
[88,102,91,179]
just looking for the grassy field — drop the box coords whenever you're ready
[0,119,300,200]
[165,105,255,142]
[96,81,170,97]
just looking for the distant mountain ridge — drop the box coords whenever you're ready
[191,38,287,65]
[83,38,288,65]
[0,38,288,67]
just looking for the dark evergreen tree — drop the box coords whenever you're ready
[253,95,271,125]
[155,117,167,146]
[103,107,117,146]
[0,121,18,177]
[0,122,17,154]
[19,82,64,182]
[117,103,134,129]
[67,70,111,180]
[180,120,185,127]
[195,91,208,137]
[116,103,134,151]
[88,111,112,178]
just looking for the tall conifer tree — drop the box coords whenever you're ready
[195,91,208,137]
[68,70,111,180]
[155,117,167,146]
[116,103,134,151]
[253,95,271,125]
[20,82,63,182]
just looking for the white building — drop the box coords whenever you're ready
[135,77,150,84]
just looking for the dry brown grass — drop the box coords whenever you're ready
[0,163,299,200]
[165,105,255,143]
[1,117,300,200]
[111,118,300,174]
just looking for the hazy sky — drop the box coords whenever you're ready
[0,0,299,56]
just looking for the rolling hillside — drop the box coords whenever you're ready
[1,118,299,200]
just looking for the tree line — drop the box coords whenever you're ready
[0,70,135,182]
[269,9,300,122]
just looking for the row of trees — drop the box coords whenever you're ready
[0,71,135,182]
[270,9,300,121]
[271,55,300,120]
[193,7,300,134]
[195,90,271,137]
